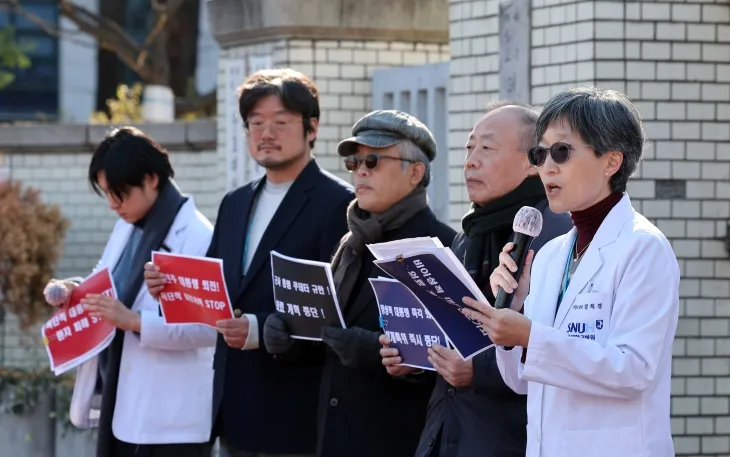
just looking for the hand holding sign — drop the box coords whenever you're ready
[217,314,250,349]
[460,297,532,348]
[427,343,474,388]
[379,334,418,377]
[151,252,235,328]
[41,268,117,376]
[82,294,140,333]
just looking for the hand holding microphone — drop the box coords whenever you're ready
[43,280,75,307]
[491,206,543,311]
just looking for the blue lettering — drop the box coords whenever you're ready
[567,322,586,334]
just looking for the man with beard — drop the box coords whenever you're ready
[145,69,354,457]
[380,101,573,457]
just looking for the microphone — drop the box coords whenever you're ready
[44,281,70,307]
[493,206,543,310]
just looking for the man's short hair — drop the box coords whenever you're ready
[238,68,320,149]
[534,86,646,193]
[88,126,174,201]
[484,100,539,152]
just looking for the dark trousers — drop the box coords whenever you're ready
[111,438,213,457]
[219,436,314,457]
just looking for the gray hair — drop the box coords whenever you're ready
[534,87,645,193]
[396,139,431,188]
[485,100,539,153]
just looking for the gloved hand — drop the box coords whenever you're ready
[263,314,296,355]
[320,326,382,369]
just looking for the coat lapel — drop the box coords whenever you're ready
[532,230,574,327]
[553,195,633,329]
[235,160,320,300]
[221,179,263,301]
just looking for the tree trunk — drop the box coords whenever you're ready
[95,0,127,113]
[166,0,200,97]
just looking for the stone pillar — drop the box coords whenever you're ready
[208,0,450,196]
[450,0,730,454]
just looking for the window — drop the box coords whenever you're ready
[0,1,59,122]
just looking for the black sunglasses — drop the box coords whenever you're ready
[344,153,416,172]
[527,142,574,167]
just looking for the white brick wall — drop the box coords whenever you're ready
[218,39,449,186]
[451,0,730,452]
[590,2,730,454]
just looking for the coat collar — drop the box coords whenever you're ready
[542,194,634,329]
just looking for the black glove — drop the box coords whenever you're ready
[263,314,296,355]
[320,326,382,369]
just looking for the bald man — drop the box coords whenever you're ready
[380,102,573,457]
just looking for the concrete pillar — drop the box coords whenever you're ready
[449,0,730,454]
[208,0,450,194]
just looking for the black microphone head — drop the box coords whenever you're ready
[513,206,543,237]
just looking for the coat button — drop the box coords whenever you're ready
[447,388,456,397]
[329,397,339,407]
[428,437,435,446]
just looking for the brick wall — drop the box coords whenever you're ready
[0,121,219,368]
[217,39,449,187]
[450,0,730,453]
[587,2,730,455]
[448,0,501,224]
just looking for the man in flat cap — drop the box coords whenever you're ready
[263,110,456,457]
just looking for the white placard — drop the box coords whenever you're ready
[499,0,531,103]
[225,59,246,191]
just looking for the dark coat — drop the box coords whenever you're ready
[415,199,573,457]
[317,207,457,457]
[208,160,354,454]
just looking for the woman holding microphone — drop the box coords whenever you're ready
[461,86,679,457]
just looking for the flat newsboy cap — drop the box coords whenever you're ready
[337,110,437,162]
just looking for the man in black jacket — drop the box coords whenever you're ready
[381,102,573,457]
[147,69,354,457]
[263,110,456,457]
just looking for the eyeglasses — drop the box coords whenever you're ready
[344,154,416,172]
[245,119,302,134]
[527,142,574,167]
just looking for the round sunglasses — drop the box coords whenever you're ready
[527,142,574,167]
[344,153,416,172]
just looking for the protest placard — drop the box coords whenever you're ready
[41,268,117,376]
[270,251,345,340]
[370,278,448,371]
[369,237,494,360]
[151,252,234,327]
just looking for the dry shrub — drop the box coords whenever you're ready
[0,181,69,329]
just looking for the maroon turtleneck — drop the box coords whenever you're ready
[570,192,624,255]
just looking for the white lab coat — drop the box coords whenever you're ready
[496,194,679,457]
[69,197,218,445]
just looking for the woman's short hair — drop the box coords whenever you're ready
[535,87,646,193]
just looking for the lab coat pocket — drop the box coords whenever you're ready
[147,355,212,430]
[563,426,643,457]
[563,292,612,345]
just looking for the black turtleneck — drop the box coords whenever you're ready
[570,192,624,255]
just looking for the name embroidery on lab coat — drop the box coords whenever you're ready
[560,236,607,341]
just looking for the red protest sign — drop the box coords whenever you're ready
[41,268,117,375]
[151,252,234,327]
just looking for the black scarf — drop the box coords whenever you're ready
[461,176,546,301]
[331,187,429,308]
[95,180,187,457]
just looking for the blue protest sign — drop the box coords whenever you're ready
[370,278,448,371]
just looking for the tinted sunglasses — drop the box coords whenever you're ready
[344,153,415,172]
[527,142,574,167]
